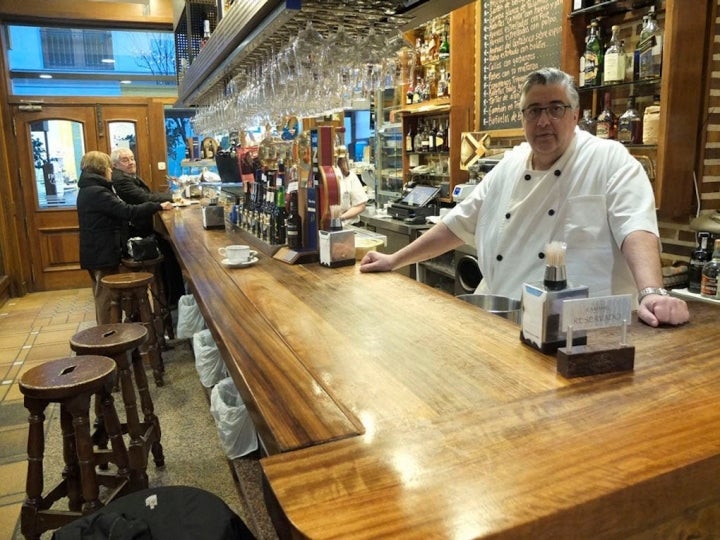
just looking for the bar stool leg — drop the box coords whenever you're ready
[60,406,82,512]
[135,290,165,386]
[131,347,165,467]
[96,387,131,481]
[66,393,102,515]
[21,399,46,540]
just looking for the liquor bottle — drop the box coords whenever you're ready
[637,6,662,79]
[437,68,449,98]
[201,19,211,48]
[286,191,302,250]
[578,24,591,88]
[419,122,430,153]
[688,232,712,293]
[438,29,450,61]
[700,238,720,298]
[584,19,603,87]
[427,121,437,152]
[406,83,414,106]
[596,92,616,140]
[413,121,424,153]
[603,25,626,84]
[405,127,414,152]
[617,98,643,144]
[413,77,424,104]
[274,185,287,245]
[435,121,445,151]
[578,109,597,135]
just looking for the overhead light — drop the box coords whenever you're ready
[101,58,116,64]
[120,80,132,84]
[39,74,52,79]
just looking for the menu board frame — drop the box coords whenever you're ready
[480,0,563,131]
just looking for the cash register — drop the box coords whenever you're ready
[389,185,440,223]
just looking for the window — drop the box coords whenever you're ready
[6,24,177,97]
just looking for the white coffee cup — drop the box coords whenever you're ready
[218,245,252,264]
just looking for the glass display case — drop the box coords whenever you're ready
[374,122,403,208]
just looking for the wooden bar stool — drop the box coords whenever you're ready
[70,323,165,492]
[19,355,130,540]
[101,272,165,387]
[121,255,174,350]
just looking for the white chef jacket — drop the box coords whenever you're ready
[443,128,658,301]
[334,167,369,225]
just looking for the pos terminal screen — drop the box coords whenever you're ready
[399,185,440,207]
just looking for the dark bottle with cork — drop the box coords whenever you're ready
[688,232,712,293]
[286,191,302,250]
[700,238,720,298]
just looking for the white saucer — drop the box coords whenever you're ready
[221,256,259,268]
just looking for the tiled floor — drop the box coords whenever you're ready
[0,288,97,540]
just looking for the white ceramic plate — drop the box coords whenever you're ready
[221,256,259,269]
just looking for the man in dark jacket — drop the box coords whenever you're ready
[111,148,185,307]
[77,151,173,324]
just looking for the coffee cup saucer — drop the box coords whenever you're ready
[221,256,259,268]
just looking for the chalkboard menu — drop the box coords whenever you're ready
[481,0,563,131]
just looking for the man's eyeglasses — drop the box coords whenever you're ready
[119,156,135,163]
[521,104,572,121]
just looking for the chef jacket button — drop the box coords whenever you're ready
[496,254,503,261]
[554,170,561,177]
[524,174,531,181]
[538,252,545,259]
[505,212,511,219]
[548,209,555,216]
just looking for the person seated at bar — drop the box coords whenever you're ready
[360,67,689,328]
[335,154,368,225]
[77,150,173,325]
[111,148,185,308]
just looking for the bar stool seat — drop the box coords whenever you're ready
[19,355,131,540]
[70,323,164,492]
[121,255,174,350]
[101,272,165,386]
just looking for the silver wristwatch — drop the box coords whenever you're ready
[638,287,669,304]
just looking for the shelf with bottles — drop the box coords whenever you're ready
[402,14,451,109]
[173,0,219,83]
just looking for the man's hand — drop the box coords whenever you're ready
[638,294,689,327]
[160,201,174,211]
[359,251,394,273]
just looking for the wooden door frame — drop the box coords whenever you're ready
[3,95,173,294]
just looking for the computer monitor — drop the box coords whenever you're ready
[399,185,441,207]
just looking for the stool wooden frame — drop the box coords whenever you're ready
[101,272,165,386]
[70,323,164,492]
[19,355,130,540]
[121,255,175,350]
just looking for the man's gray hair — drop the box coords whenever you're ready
[110,147,133,165]
[520,68,580,111]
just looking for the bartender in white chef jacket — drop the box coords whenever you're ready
[360,67,689,328]
[334,153,368,225]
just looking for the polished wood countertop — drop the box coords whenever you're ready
[160,207,720,539]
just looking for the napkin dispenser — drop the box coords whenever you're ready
[319,230,356,268]
[202,205,225,229]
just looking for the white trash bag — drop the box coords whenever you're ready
[210,377,258,459]
[193,329,226,388]
[176,294,205,339]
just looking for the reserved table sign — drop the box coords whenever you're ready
[556,294,635,379]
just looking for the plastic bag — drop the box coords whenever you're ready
[175,294,205,339]
[209,377,258,459]
[193,329,226,388]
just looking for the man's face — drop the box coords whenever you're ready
[521,83,579,168]
[114,152,137,175]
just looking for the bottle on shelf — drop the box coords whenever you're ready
[688,232,712,294]
[201,19,211,48]
[603,25,626,84]
[435,121,445,151]
[437,68,449,98]
[274,184,287,245]
[413,121,424,152]
[642,97,660,145]
[637,6,663,80]
[596,92,617,140]
[428,121,437,152]
[286,190,302,250]
[584,19,603,87]
[578,23,591,88]
[700,238,720,298]
[405,127,414,152]
[438,28,450,61]
[578,109,597,135]
[617,97,643,144]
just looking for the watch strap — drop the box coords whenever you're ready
[638,287,669,304]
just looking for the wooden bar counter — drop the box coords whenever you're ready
[160,206,720,539]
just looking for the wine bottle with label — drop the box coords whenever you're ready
[286,191,302,250]
[603,25,626,84]
[688,232,712,293]
[617,97,642,144]
[596,93,617,140]
[700,238,720,298]
[584,20,603,87]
